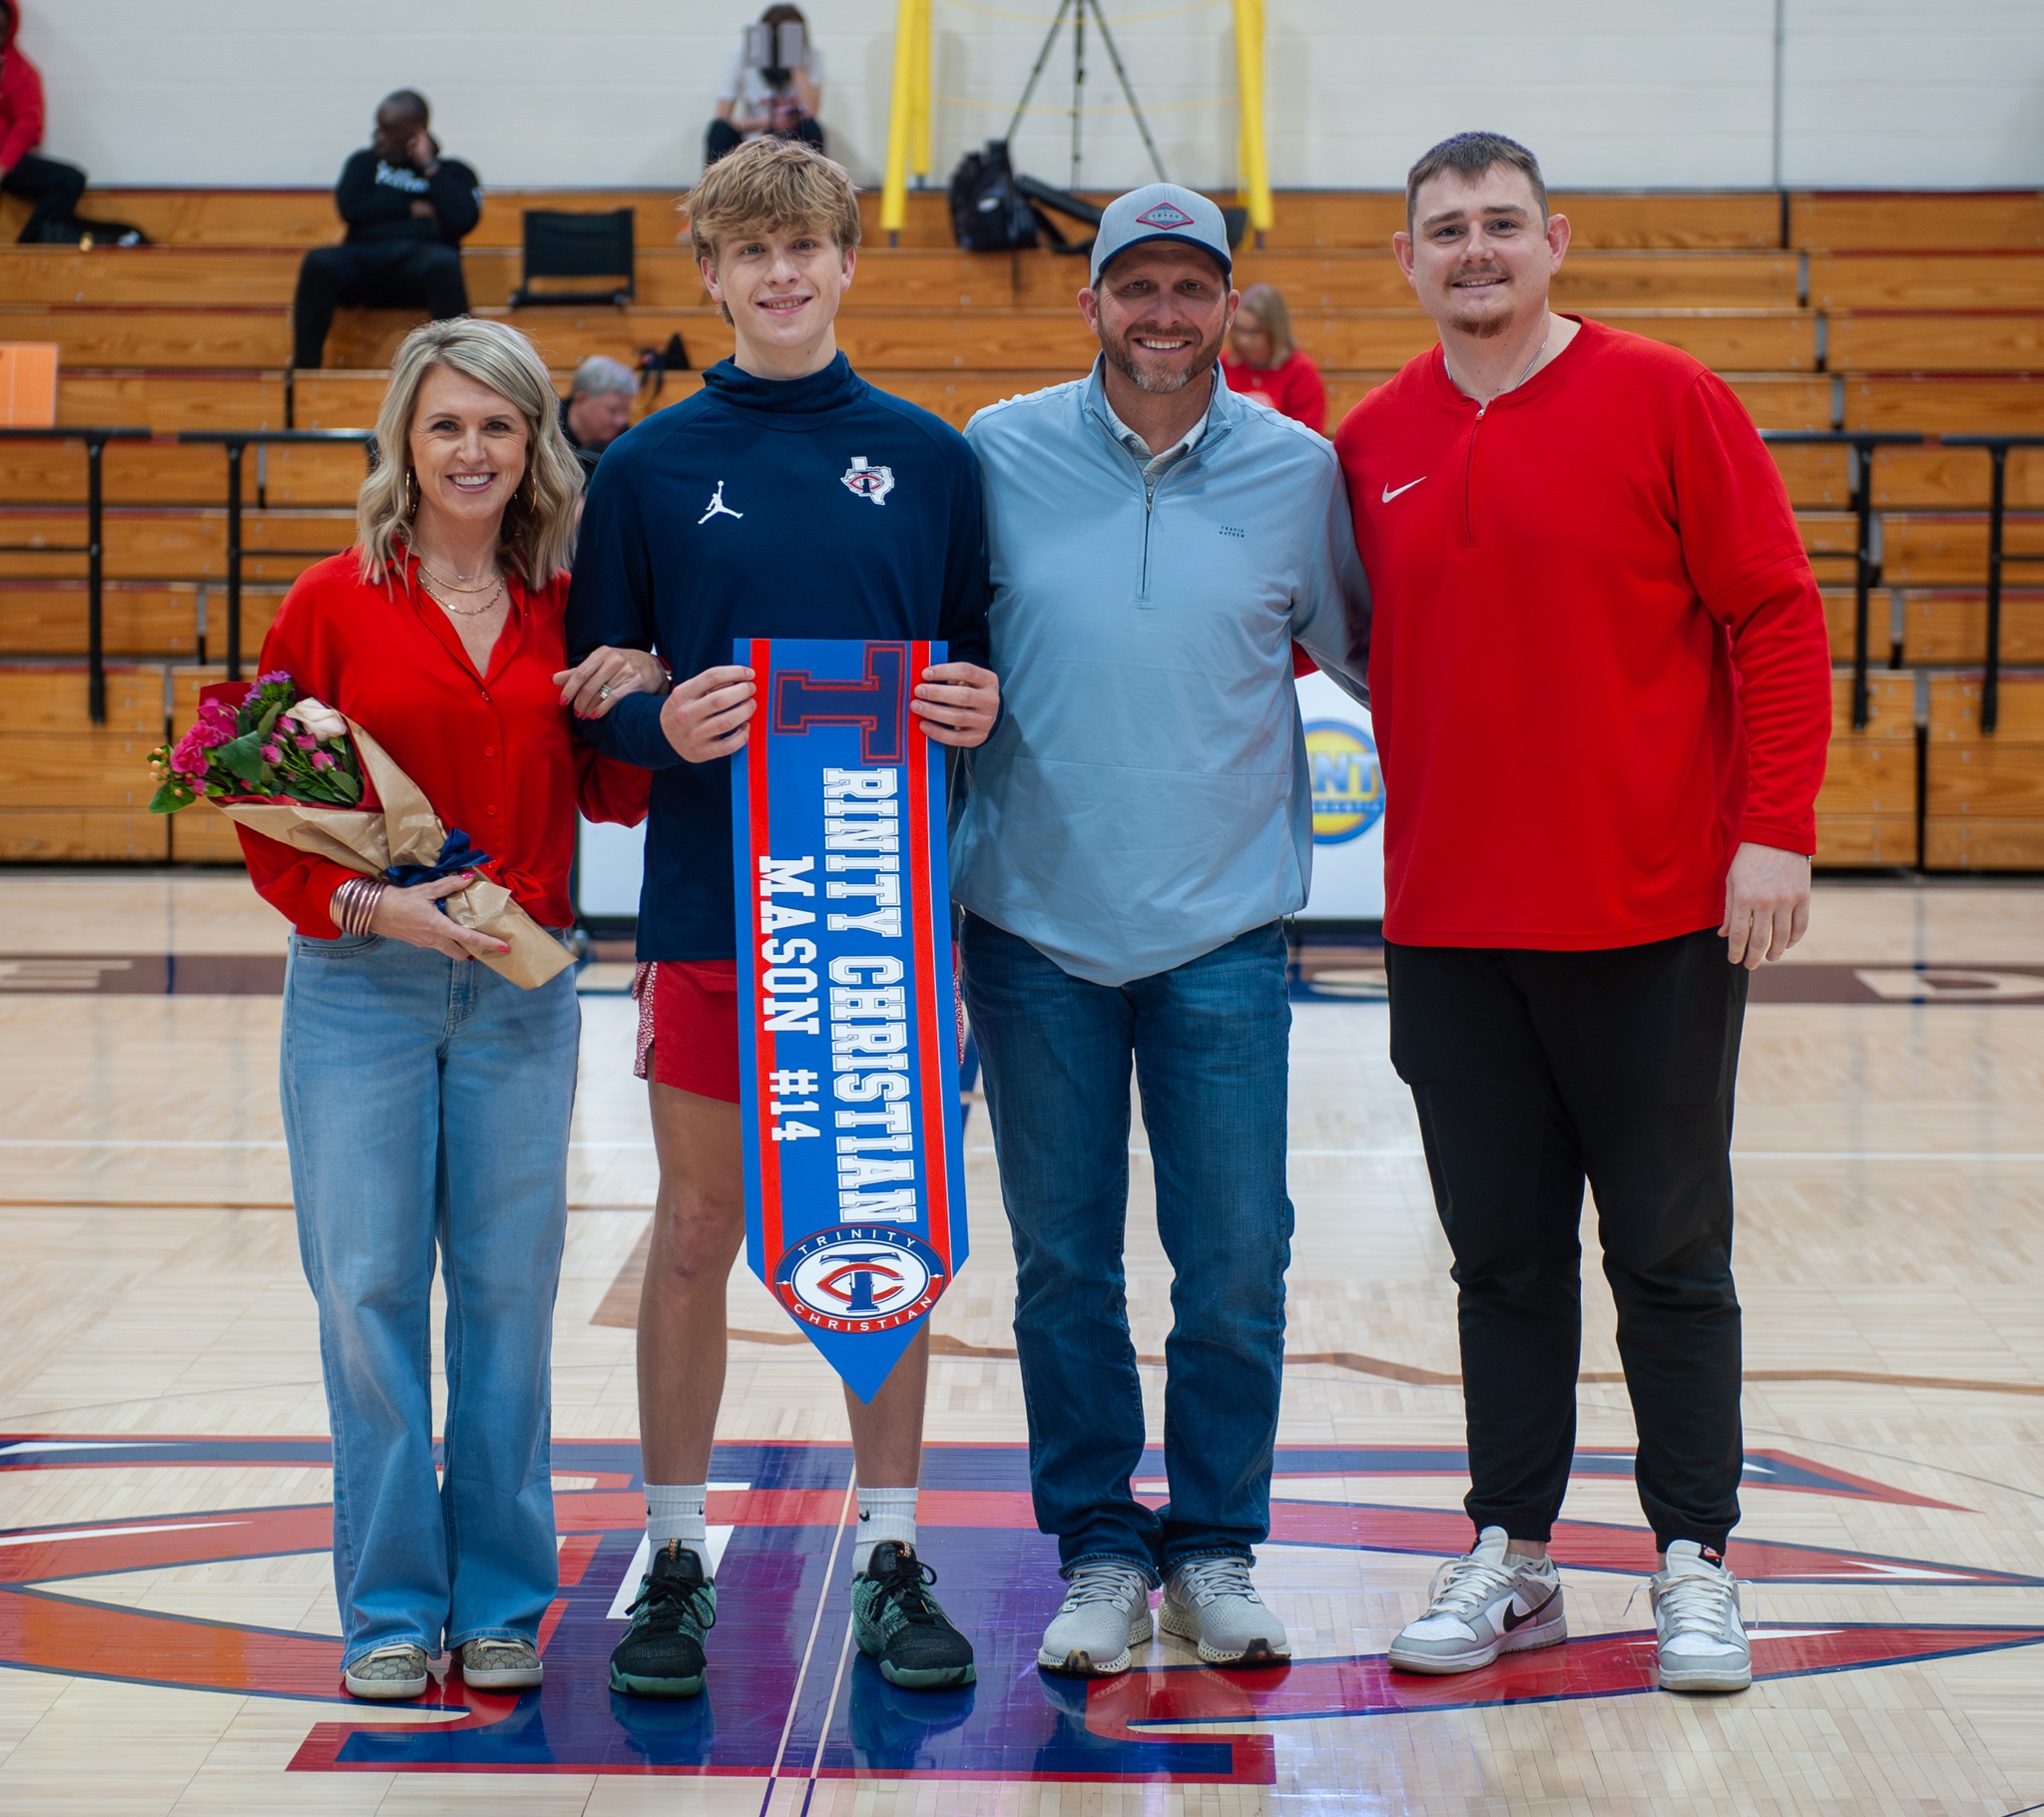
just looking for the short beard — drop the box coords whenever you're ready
[1102,317,1227,394]
[1446,308,1515,341]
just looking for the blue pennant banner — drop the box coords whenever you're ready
[730,637,968,1401]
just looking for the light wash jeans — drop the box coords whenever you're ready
[279,930,579,1668]
[959,912,1293,1581]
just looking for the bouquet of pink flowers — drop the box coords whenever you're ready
[142,670,570,990]
[148,672,362,814]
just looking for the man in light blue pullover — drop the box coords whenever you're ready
[953,183,1370,1678]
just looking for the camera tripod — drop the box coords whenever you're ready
[1005,0,1169,193]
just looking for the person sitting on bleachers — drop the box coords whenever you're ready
[0,0,89,243]
[560,355,638,479]
[1222,283,1326,435]
[291,90,481,371]
[707,5,825,166]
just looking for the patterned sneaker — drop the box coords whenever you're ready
[342,1641,430,1700]
[1651,1541,1752,1692]
[852,1541,977,1690]
[609,1541,717,1698]
[1387,1528,1566,1674]
[1038,1561,1154,1676]
[460,1636,543,1690]
[1159,1556,1290,1667]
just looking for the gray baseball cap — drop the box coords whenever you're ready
[1089,183,1233,285]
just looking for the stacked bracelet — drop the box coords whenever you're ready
[330,876,386,937]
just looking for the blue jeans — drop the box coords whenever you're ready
[959,912,1293,1580]
[278,931,579,1667]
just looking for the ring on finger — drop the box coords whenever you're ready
[598,682,612,700]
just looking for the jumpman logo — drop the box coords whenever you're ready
[698,481,744,526]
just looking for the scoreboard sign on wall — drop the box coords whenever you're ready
[730,638,968,1402]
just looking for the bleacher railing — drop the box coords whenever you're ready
[177,430,376,683]
[1761,430,1923,732]
[1938,435,2044,735]
[0,426,152,723]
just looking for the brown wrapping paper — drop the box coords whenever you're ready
[214,718,574,990]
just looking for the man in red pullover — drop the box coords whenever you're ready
[0,1,85,243]
[1333,132,1830,1695]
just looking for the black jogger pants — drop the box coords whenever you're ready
[1,151,86,242]
[291,241,469,369]
[1384,927,1749,1553]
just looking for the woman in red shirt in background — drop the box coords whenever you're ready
[1222,283,1326,435]
[239,317,659,1704]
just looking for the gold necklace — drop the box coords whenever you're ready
[420,571,505,619]
[416,554,501,594]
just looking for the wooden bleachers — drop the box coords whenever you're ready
[4,185,2043,870]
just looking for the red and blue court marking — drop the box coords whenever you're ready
[2,1437,2038,1783]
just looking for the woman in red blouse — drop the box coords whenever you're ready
[1221,283,1327,435]
[240,317,656,1704]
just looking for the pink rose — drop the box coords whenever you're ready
[171,730,212,778]
[294,733,317,750]
[311,750,336,770]
[260,743,282,764]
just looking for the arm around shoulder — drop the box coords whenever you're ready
[1290,456,1371,705]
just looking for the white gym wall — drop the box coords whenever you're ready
[19,0,2044,193]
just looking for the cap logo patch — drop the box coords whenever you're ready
[1135,202,1196,230]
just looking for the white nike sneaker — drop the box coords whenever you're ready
[1650,1541,1752,1692]
[1160,1556,1290,1666]
[1038,1561,1154,1676]
[1387,1527,1567,1674]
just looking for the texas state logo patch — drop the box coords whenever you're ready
[841,456,894,505]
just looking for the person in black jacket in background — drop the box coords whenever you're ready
[291,91,481,370]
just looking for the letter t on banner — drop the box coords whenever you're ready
[731,638,968,1402]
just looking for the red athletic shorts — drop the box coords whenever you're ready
[632,960,741,1105]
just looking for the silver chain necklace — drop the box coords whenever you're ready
[1455,319,1555,410]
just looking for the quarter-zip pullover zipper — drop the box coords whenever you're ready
[1463,401,1486,547]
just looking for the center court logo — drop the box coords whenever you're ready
[1304,718,1384,844]
[774,1225,945,1331]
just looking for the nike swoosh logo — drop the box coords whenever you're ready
[1381,477,1426,503]
[1501,1587,1558,1632]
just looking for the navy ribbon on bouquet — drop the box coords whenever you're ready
[384,829,494,892]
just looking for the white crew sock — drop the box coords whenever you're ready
[645,1483,709,1565]
[853,1485,918,1577]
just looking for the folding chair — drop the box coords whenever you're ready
[508,209,636,307]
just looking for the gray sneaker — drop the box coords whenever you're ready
[1159,1556,1289,1666]
[461,1636,543,1690]
[1038,1561,1154,1676]
[342,1641,430,1700]
[1651,1541,1751,1692]
[1387,1528,1566,1674]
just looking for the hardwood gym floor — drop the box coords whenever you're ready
[1,871,2041,1815]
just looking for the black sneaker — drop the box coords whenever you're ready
[850,1541,977,1690]
[609,1541,716,1698]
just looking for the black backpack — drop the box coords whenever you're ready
[948,141,1038,252]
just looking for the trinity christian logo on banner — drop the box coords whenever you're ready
[731,638,968,1401]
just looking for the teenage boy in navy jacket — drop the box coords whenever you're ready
[566,137,997,1701]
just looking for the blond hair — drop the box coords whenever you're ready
[684,135,861,272]
[1236,284,1295,364]
[356,317,583,587]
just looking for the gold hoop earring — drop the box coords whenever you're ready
[404,469,420,520]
